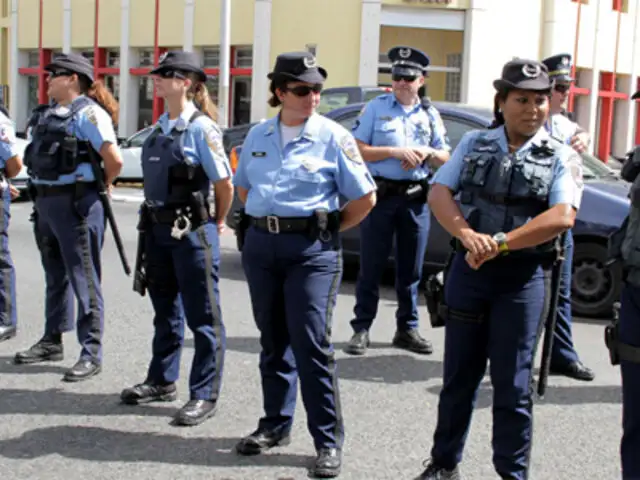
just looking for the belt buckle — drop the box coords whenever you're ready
[266,215,280,234]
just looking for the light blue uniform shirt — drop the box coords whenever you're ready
[351,93,450,181]
[432,125,584,210]
[233,113,377,218]
[544,113,580,145]
[152,101,232,183]
[30,95,119,185]
[0,112,20,168]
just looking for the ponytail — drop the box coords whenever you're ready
[488,90,509,129]
[79,77,119,127]
[187,75,218,122]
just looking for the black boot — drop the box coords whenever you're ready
[14,335,63,364]
[120,382,178,405]
[235,427,291,455]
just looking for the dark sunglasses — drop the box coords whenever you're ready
[392,74,418,83]
[283,84,323,97]
[48,70,74,79]
[554,84,571,94]
[156,69,187,80]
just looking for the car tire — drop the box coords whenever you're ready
[571,241,622,318]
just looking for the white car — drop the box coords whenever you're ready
[115,126,152,184]
[8,137,30,193]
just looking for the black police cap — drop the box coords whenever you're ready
[149,50,207,83]
[45,53,95,83]
[267,52,327,84]
[542,53,574,83]
[493,59,551,92]
[388,46,430,77]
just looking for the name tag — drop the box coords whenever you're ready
[149,156,161,162]
[252,151,267,157]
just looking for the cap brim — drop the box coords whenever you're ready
[493,79,551,92]
[391,66,423,77]
[267,67,327,84]
[553,75,574,84]
[150,65,207,83]
[45,61,94,83]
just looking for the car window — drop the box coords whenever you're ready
[363,89,388,102]
[441,116,478,151]
[580,151,616,179]
[332,111,360,132]
[127,127,153,148]
[317,92,350,115]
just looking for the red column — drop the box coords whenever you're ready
[598,72,615,162]
[151,0,164,122]
[635,77,640,146]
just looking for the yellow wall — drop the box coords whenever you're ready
[129,0,155,47]
[382,0,470,9]
[378,26,463,100]
[70,0,94,49]
[42,0,63,48]
[158,0,184,48]
[18,0,38,49]
[98,0,121,47]
[193,0,254,47]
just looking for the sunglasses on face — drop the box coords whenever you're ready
[554,84,571,94]
[156,70,187,80]
[283,84,323,97]
[48,70,74,79]
[392,74,418,83]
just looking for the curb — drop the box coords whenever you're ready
[111,194,144,203]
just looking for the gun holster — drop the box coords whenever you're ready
[308,209,340,243]
[604,318,621,366]
[425,272,446,328]
[234,208,250,251]
[405,179,430,202]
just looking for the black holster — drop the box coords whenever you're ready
[307,209,341,243]
[234,208,251,251]
[133,203,149,296]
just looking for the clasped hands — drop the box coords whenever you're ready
[459,229,501,270]
[396,147,435,171]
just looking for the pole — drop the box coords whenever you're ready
[218,0,231,128]
[568,0,582,112]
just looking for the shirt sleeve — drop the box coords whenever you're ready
[0,123,20,164]
[430,130,479,192]
[75,104,118,151]
[351,102,376,145]
[334,133,377,201]
[427,107,451,152]
[191,118,232,182]
[232,127,255,189]
[549,149,584,210]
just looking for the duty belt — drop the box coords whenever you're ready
[147,205,202,225]
[33,181,98,198]
[250,215,313,234]
[373,176,424,196]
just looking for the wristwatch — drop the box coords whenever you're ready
[493,232,509,255]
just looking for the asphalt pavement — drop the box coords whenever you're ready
[0,188,624,480]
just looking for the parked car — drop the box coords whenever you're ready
[225,101,631,318]
[8,137,30,194]
[115,126,153,183]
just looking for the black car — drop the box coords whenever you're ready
[224,101,630,318]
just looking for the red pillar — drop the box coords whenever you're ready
[597,72,615,162]
[152,0,164,122]
[635,77,640,146]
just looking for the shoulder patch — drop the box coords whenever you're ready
[85,106,98,126]
[203,122,225,155]
[340,135,363,164]
[567,152,584,189]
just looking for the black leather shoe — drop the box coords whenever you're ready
[14,337,64,364]
[235,427,291,455]
[173,399,217,426]
[310,448,342,478]
[0,325,16,342]
[344,330,369,356]
[63,359,101,382]
[550,360,595,382]
[120,383,177,405]
[393,329,433,355]
[414,460,461,480]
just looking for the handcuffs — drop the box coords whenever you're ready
[170,208,192,240]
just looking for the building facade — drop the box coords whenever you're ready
[0,0,638,161]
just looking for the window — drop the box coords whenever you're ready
[203,48,219,68]
[27,76,39,115]
[205,76,219,104]
[317,92,350,115]
[106,50,120,68]
[27,51,39,68]
[105,75,120,100]
[364,89,389,102]
[126,126,154,148]
[441,117,477,150]
[138,50,154,67]
[333,111,359,131]
[445,54,462,103]
[234,47,253,68]
[80,51,94,64]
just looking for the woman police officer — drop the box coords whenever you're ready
[0,108,24,343]
[232,52,376,478]
[415,59,583,480]
[119,51,234,427]
[14,53,122,382]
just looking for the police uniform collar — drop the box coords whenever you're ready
[390,94,420,110]
[264,113,322,139]
[159,101,198,132]
[496,125,552,154]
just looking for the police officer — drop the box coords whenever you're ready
[13,53,123,382]
[414,59,582,480]
[345,46,450,356]
[119,51,233,427]
[233,52,376,478]
[541,53,594,382]
[0,108,24,343]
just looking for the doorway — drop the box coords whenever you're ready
[231,77,252,126]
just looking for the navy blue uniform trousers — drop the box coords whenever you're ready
[144,221,225,401]
[431,253,548,480]
[242,226,344,450]
[352,194,429,332]
[551,229,579,366]
[34,190,103,361]
[0,184,17,328]
[619,283,640,479]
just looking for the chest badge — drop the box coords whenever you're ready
[301,158,320,173]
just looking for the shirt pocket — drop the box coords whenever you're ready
[373,119,401,146]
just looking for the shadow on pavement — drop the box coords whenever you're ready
[0,425,310,470]
[0,355,69,375]
[0,387,179,417]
